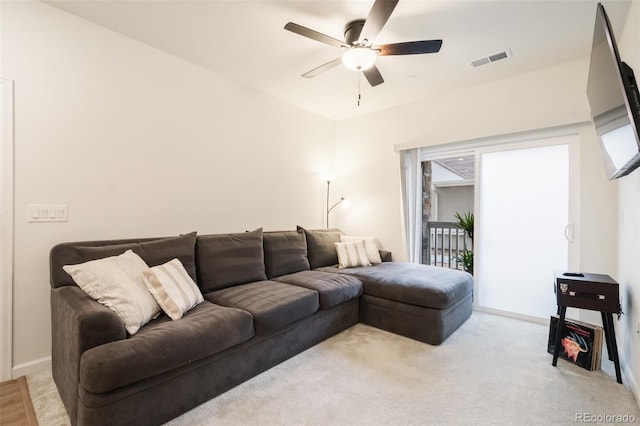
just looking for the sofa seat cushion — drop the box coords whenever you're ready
[206,281,319,335]
[79,301,254,394]
[317,262,472,310]
[273,270,363,309]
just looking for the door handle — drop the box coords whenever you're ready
[564,224,574,243]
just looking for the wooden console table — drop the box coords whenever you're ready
[552,272,622,384]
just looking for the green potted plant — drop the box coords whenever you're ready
[454,211,474,274]
[454,211,474,241]
[458,249,474,275]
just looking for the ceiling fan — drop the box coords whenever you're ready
[284,0,442,87]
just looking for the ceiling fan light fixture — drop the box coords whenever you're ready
[342,47,377,71]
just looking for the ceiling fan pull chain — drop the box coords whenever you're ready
[358,72,362,106]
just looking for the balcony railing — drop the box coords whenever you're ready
[424,221,471,270]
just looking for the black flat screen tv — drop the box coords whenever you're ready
[587,3,640,180]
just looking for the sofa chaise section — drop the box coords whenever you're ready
[299,226,473,346]
[318,262,473,345]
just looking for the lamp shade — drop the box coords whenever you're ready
[342,47,377,71]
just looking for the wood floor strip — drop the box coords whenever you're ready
[0,376,38,426]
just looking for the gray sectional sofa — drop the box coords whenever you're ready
[50,227,473,426]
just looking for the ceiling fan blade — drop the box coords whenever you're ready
[375,40,443,56]
[302,57,343,78]
[360,0,399,44]
[284,22,346,48]
[363,65,384,87]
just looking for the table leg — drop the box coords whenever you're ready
[601,311,614,360]
[552,306,567,367]
[603,312,623,384]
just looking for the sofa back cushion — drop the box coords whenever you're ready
[50,232,197,288]
[196,228,267,292]
[263,230,310,279]
[297,226,341,269]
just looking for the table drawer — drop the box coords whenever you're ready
[556,279,619,312]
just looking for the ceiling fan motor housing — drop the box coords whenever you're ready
[344,19,366,45]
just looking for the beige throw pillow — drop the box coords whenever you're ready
[341,235,382,264]
[63,249,161,334]
[143,258,204,320]
[335,240,372,269]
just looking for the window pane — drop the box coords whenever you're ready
[477,143,569,319]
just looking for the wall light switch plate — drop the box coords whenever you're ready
[28,204,67,222]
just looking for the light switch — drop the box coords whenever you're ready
[28,204,68,222]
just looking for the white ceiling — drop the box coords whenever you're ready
[44,0,632,121]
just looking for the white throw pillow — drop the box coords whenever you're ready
[335,240,371,269]
[63,249,161,335]
[341,235,382,264]
[143,258,204,320]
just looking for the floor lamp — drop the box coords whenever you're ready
[326,180,344,229]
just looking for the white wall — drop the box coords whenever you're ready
[436,185,474,223]
[615,0,640,399]
[1,1,335,372]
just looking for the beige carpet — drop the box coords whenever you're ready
[28,312,640,425]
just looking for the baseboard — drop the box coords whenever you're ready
[620,357,640,410]
[12,356,51,379]
[472,305,548,325]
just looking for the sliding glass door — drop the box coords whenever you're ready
[476,139,572,319]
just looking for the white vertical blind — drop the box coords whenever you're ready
[477,143,569,319]
[400,148,422,263]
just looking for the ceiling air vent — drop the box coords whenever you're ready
[471,49,512,67]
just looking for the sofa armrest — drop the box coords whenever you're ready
[379,251,392,262]
[51,286,126,424]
